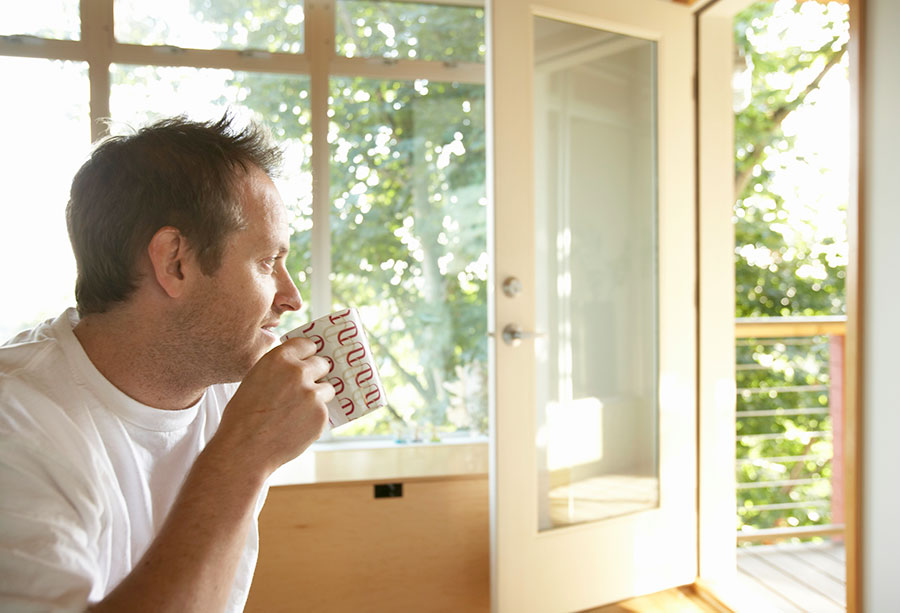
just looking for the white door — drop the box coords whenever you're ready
[488,0,696,611]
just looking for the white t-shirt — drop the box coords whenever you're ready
[0,309,265,612]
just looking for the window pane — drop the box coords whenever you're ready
[328,77,487,439]
[114,0,305,53]
[0,58,89,340]
[1,1,80,39]
[109,64,314,330]
[533,19,659,529]
[335,1,485,62]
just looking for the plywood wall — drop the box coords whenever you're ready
[246,475,490,612]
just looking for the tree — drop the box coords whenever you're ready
[733,0,849,535]
[734,0,848,318]
[192,0,490,438]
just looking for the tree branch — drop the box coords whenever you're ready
[735,42,848,199]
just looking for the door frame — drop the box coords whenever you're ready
[693,2,864,612]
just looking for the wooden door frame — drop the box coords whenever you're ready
[692,1,864,612]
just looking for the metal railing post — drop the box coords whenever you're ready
[829,332,846,534]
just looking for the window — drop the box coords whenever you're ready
[0,0,487,445]
[0,56,89,337]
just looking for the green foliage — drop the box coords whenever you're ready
[327,77,487,437]
[736,337,833,531]
[335,1,485,62]
[734,1,849,539]
[734,0,848,318]
[193,0,488,439]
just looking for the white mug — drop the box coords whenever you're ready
[281,308,387,428]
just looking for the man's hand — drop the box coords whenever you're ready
[211,337,335,479]
[89,337,334,613]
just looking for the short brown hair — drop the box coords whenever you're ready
[67,114,282,316]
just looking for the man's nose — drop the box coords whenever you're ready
[275,268,302,313]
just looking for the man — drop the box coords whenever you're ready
[0,115,334,611]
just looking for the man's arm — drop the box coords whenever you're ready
[90,337,333,613]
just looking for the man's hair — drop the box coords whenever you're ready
[67,114,282,316]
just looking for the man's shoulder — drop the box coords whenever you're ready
[0,312,85,437]
[1,314,74,390]
[1,312,70,375]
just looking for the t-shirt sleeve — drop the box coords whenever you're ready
[0,435,101,612]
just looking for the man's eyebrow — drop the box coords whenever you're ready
[260,244,289,258]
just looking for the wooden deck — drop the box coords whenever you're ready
[736,541,846,612]
[582,586,722,612]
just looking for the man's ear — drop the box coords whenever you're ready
[147,226,193,299]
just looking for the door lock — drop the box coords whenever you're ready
[501,276,523,298]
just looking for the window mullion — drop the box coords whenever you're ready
[0,38,85,61]
[330,56,484,84]
[108,44,311,74]
[81,0,113,141]
[306,0,335,318]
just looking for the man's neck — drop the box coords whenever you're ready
[73,307,208,411]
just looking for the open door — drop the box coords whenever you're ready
[488,0,696,610]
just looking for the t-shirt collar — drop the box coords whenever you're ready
[53,308,203,432]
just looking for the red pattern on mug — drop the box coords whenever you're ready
[333,341,364,366]
[309,334,325,353]
[364,386,382,409]
[328,308,352,324]
[352,363,374,386]
[345,344,367,366]
[336,321,359,345]
[329,376,345,395]
[340,397,355,417]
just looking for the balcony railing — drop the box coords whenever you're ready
[734,316,846,545]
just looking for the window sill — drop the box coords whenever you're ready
[268,436,489,486]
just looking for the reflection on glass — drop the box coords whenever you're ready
[0,58,89,340]
[533,17,659,530]
[335,1,484,62]
[114,0,305,53]
[328,77,487,439]
[1,1,80,39]
[109,65,313,330]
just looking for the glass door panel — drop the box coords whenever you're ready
[533,17,659,531]
[490,0,695,608]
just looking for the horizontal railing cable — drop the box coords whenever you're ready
[737,431,832,442]
[739,500,830,512]
[736,477,822,490]
[736,454,829,465]
[734,316,846,544]
[736,384,829,394]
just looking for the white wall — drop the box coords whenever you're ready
[862,0,900,609]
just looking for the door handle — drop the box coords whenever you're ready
[488,323,543,346]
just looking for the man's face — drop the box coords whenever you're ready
[180,165,302,383]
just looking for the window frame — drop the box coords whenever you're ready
[0,0,485,317]
[0,0,490,474]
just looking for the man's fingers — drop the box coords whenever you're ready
[279,336,319,359]
[316,381,336,404]
[270,340,331,381]
[306,356,332,382]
